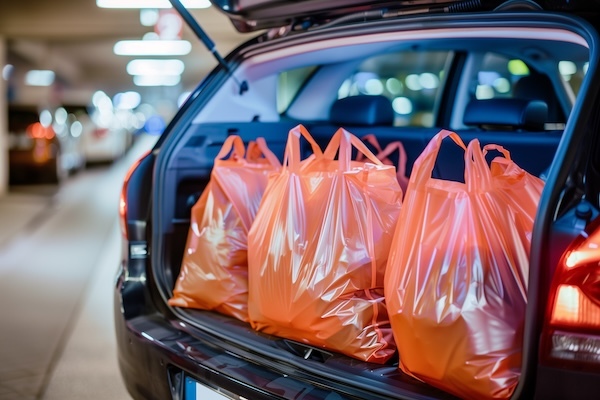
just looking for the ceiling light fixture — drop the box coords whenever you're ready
[133,75,181,86]
[114,91,142,110]
[126,59,185,76]
[25,70,55,86]
[114,40,192,56]
[140,9,159,26]
[97,0,210,9]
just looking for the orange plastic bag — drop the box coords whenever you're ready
[384,130,544,400]
[168,135,281,322]
[357,134,410,195]
[248,124,403,363]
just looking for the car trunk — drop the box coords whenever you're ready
[147,3,600,399]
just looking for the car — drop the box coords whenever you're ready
[73,102,133,165]
[114,1,600,399]
[8,104,84,184]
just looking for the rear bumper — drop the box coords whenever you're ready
[115,313,301,400]
[114,295,359,400]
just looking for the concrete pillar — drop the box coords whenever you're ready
[0,36,7,196]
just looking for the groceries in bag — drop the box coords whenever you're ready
[357,133,410,196]
[248,124,403,363]
[384,130,544,399]
[169,135,281,322]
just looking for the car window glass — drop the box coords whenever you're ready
[471,53,528,101]
[559,59,586,97]
[470,52,572,124]
[336,51,453,127]
[277,66,318,114]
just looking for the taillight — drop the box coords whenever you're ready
[119,152,149,238]
[542,218,600,370]
[27,122,55,139]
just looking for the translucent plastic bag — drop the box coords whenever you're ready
[384,130,544,399]
[357,134,410,196]
[168,135,281,322]
[248,124,403,363]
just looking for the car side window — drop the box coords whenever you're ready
[277,66,318,114]
[471,52,569,124]
[471,53,529,100]
[336,51,453,127]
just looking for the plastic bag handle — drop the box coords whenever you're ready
[324,128,383,170]
[215,135,246,161]
[482,144,511,160]
[284,124,323,171]
[360,134,384,153]
[412,129,467,184]
[377,141,408,177]
[246,137,282,168]
[465,139,493,191]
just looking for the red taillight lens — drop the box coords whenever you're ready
[119,152,149,238]
[27,122,55,140]
[542,221,600,370]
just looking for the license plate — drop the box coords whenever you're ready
[185,376,231,400]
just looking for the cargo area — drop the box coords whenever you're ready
[133,10,597,400]
[153,112,561,399]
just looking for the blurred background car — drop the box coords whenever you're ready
[70,99,134,165]
[8,104,85,184]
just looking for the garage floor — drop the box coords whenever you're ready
[0,134,157,400]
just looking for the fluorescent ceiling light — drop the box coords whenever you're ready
[97,0,210,8]
[114,91,142,110]
[140,9,159,26]
[127,59,185,76]
[25,70,55,86]
[134,75,181,86]
[114,40,192,56]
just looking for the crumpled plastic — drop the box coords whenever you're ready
[168,135,281,322]
[384,130,544,400]
[357,133,410,196]
[248,124,403,363]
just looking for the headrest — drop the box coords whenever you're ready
[330,95,394,126]
[513,74,565,123]
[463,98,548,130]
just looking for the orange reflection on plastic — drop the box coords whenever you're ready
[385,131,544,400]
[248,125,402,364]
[169,136,281,322]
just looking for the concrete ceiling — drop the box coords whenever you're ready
[0,0,251,106]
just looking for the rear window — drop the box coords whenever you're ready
[336,51,453,127]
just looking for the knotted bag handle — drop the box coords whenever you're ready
[246,137,282,168]
[482,144,511,160]
[357,134,408,175]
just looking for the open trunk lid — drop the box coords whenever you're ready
[209,0,600,32]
